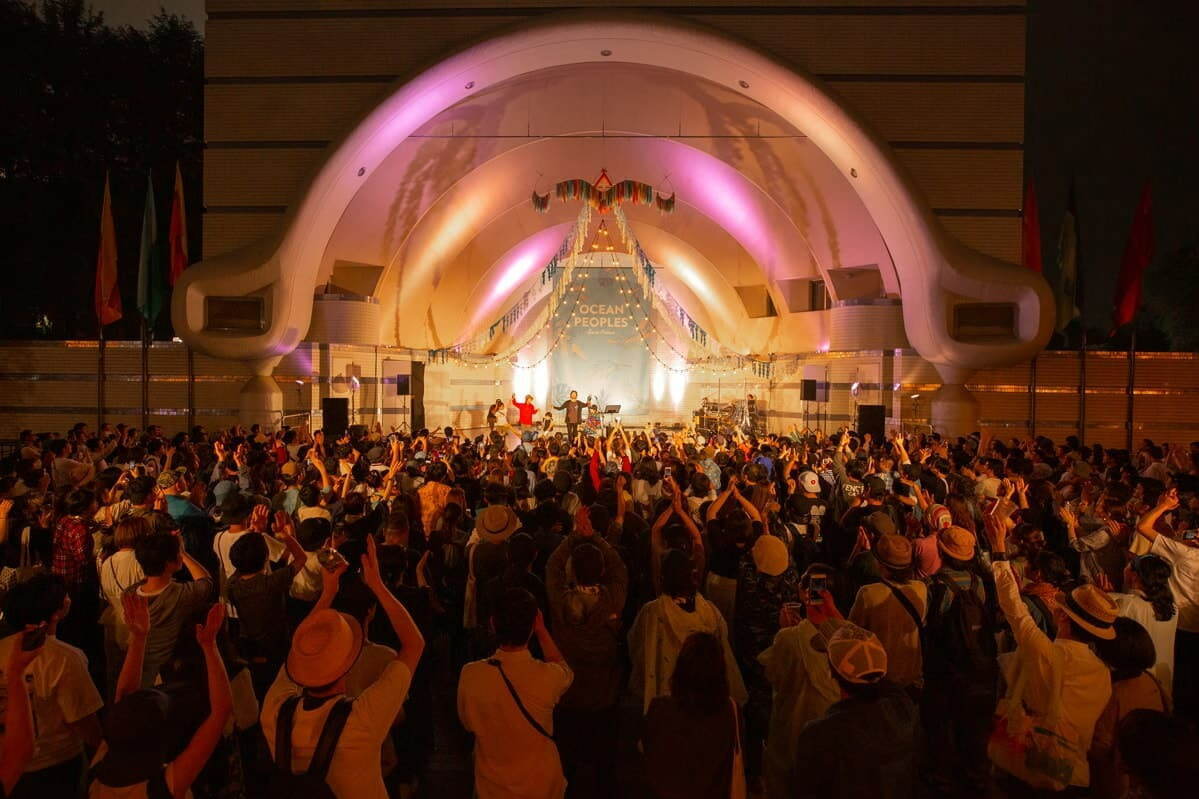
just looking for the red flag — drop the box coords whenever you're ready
[1111,183,1153,331]
[94,173,123,326]
[168,162,189,285]
[1020,181,1042,273]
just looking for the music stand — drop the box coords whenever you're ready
[603,405,621,414]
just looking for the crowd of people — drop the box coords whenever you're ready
[0,413,1195,798]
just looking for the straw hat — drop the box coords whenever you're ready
[937,525,976,561]
[1057,583,1118,640]
[751,535,789,577]
[286,609,363,688]
[875,534,913,570]
[475,505,521,542]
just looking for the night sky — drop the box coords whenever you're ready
[90,0,1198,332]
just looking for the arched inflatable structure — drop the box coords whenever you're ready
[174,13,1053,431]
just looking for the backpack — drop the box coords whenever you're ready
[267,696,354,799]
[923,572,998,685]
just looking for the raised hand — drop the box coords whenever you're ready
[195,603,226,649]
[273,510,294,540]
[121,592,151,639]
[360,534,384,591]
[249,503,270,533]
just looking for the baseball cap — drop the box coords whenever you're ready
[817,620,888,684]
[799,471,821,494]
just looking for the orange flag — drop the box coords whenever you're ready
[168,162,189,285]
[94,173,123,326]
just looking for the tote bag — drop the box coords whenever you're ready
[987,651,1084,791]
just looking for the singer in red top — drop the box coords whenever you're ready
[510,393,538,427]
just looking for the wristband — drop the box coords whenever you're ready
[991,552,1008,561]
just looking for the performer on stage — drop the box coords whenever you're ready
[554,390,596,441]
[486,398,504,432]
[510,393,539,431]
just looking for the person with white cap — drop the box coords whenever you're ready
[792,620,920,799]
[260,535,424,799]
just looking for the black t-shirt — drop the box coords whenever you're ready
[787,495,829,540]
[227,567,293,660]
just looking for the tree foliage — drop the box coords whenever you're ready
[1144,245,1199,351]
[0,0,202,339]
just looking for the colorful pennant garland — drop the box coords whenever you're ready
[532,169,675,215]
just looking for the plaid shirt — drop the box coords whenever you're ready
[53,516,92,590]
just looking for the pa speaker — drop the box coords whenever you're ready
[801,379,817,401]
[321,397,349,439]
[857,404,886,443]
[395,374,411,396]
[410,362,425,431]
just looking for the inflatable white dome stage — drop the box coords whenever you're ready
[174,14,1052,436]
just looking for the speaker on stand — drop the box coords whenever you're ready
[857,404,886,443]
[410,362,426,431]
[320,397,349,439]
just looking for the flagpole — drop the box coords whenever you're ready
[1126,327,1136,451]
[187,346,196,432]
[141,318,149,429]
[1079,327,1087,447]
[98,326,106,430]
[1029,353,1037,438]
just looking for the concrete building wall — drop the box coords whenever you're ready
[5,341,1199,448]
[201,0,1026,264]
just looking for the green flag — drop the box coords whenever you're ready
[1054,182,1080,333]
[137,173,166,324]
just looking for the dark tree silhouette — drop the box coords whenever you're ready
[0,0,203,340]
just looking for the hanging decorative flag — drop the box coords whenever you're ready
[137,173,166,324]
[168,163,189,286]
[1111,183,1153,333]
[532,169,676,215]
[1054,181,1080,334]
[1021,181,1042,274]
[94,173,123,326]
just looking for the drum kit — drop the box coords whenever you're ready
[694,398,763,436]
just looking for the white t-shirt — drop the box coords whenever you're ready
[99,549,146,647]
[261,661,412,799]
[0,633,104,771]
[457,649,573,799]
[289,554,323,602]
[1112,591,1177,694]
[1150,535,1199,632]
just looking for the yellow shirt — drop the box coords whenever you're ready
[849,579,928,687]
[457,649,573,799]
